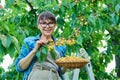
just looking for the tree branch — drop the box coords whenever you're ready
[25,0,37,17]
[25,0,33,10]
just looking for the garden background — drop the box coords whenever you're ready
[0,0,120,80]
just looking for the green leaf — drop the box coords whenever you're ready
[54,5,59,11]
[88,14,96,26]
[57,17,65,26]
[1,35,11,48]
[76,35,83,46]
[66,45,72,56]
[110,13,119,25]
[0,54,4,63]
[40,46,48,62]
[36,49,41,62]
[72,13,76,20]
[36,45,48,62]
[0,40,4,55]
[115,4,120,14]
[60,6,65,14]
[41,45,48,55]
[69,2,75,9]
[4,25,10,32]
[98,18,103,30]
[50,49,56,60]
[0,21,10,32]
[11,36,20,52]
[7,43,16,58]
[62,25,73,38]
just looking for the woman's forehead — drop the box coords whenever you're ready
[39,19,52,22]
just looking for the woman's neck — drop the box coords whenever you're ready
[40,34,52,40]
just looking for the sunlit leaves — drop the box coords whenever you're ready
[50,49,57,60]
[0,23,10,33]
[0,42,4,60]
[115,4,120,14]
[110,13,119,26]
[0,35,11,48]
[76,35,83,46]
[11,36,20,52]
[36,45,48,62]
[0,0,120,80]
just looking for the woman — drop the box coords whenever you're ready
[15,11,66,80]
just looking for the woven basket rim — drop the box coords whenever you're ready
[55,61,89,68]
[55,56,89,68]
[55,61,89,63]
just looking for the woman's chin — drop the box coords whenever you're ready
[44,33,52,36]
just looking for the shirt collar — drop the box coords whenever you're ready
[34,34,56,42]
[34,34,41,41]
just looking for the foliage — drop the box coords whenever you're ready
[0,0,120,80]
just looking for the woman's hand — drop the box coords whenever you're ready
[33,39,49,53]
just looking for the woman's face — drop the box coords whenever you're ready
[38,19,56,37]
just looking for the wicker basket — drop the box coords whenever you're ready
[55,56,89,69]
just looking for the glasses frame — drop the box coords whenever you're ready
[39,22,55,28]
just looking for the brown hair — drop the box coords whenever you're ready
[37,11,56,25]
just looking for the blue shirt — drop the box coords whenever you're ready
[15,34,66,80]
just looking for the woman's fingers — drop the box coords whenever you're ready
[37,40,47,45]
[34,39,51,52]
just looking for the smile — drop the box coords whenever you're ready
[44,30,51,32]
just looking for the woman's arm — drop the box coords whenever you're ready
[19,38,47,70]
[19,49,37,70]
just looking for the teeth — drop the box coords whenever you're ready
[45,30,51,32]
[45,30,50,31]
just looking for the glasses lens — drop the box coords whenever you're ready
[42,24,46,28]
[49,23,54,27]
[40,22,54,28]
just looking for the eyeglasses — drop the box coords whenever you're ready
[39,22,55,28]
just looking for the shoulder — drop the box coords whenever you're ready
[23,35,39,49]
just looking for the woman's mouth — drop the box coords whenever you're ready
[44,30,51,33]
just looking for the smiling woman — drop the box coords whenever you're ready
[15,11,66,80]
